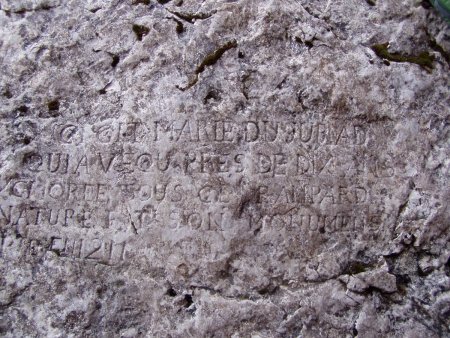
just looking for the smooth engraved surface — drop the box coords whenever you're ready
[0,0,449,337]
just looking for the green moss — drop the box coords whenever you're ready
[177,40,238,91]
[196,40,237,74]
[371,43,435,71]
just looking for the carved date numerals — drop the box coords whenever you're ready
[50,236,126,264]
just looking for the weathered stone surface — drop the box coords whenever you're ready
[0,0,449,336]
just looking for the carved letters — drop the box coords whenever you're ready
[2,116,396,265]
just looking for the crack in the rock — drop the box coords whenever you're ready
[240,71,255,100]
[166,8,216,24]
[393,180,415,231]
[0,284,31,310]
[177,39,237,91]
[1,5,58,14]
[425,29,450,67]
[132,0,151,5]
[295,36,318,49]
[276,76,288,89]
[167,16,184,34]
[353,113,394,123]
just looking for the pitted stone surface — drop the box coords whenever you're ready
[0,0,449,337]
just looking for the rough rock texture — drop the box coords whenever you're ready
[0,0,449,337]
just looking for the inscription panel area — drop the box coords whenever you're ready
[1,113,404,280]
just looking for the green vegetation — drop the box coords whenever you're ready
[371,43,434,72]
[177,40,237,91]
[196,40,238,75]
[432,0,450,22]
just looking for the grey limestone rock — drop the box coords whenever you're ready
[0,0,449,337]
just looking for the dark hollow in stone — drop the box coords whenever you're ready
[133,24,150,41]
[173,18,184,34]
[421,0,433,9]
[203,89,221,104]
[132,0,150,5]
[183,294,193,307]
[47,100,60,111]
[166,288,177,297]
[17,105,29,114]
[3,89,13,98]
[111,55,120,68]
[304,40,314,49]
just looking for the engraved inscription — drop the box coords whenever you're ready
[1,115,399,269]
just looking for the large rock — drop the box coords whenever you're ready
[0,0,449,336]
